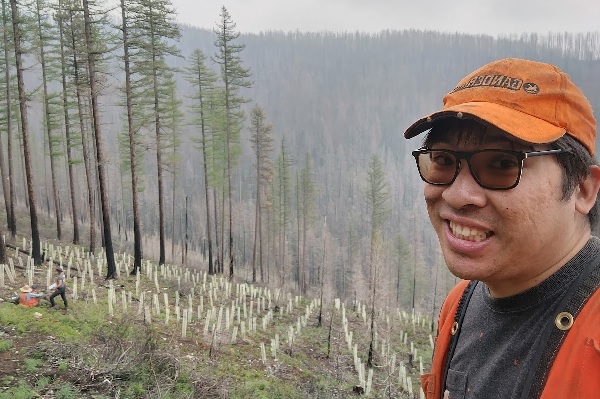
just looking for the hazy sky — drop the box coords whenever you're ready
[170,0,600,35]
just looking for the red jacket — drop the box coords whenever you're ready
[422,280,600,399]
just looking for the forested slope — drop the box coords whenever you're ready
[6,7,600,314]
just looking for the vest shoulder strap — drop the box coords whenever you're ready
[524,253,600,399]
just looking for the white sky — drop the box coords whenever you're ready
[170,0,600,35]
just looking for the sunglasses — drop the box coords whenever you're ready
[412,148,566,190]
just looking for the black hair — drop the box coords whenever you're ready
[552,134,599,229]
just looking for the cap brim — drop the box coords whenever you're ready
[404,102,566,144]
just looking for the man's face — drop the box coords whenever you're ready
[423,124,589,297]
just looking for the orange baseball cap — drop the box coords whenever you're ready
[404,58,597,155]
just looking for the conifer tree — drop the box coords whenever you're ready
[59,0,101,253]
[54,0,80,244]
[10,0,41,264]
[33,0,63,240]
[161,73,183,261]
[274,137,294,286]
[249,104,274,283]
[0,0,16,236]
[298,153,316,293]
[117,0,144,274]
[127,0,181,266]
[185,49,218,274]
[393,233,413,306]
[82,0,117,278]
[213,6,252,279]
[363,154,390,368]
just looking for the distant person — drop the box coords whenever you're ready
[49,267,68,309]
[14,284,44,307]
[404,58,600,398]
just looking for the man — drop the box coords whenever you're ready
[404,58,600,398]
[49,267,68,309]
[14,284,44,307]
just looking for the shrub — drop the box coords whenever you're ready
[24,358,43,373]
[55,383,79,399]
[0,339,12,352]
[0,381,35,399]
[35,376,51,389]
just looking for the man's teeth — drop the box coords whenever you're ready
[449,221,489,242]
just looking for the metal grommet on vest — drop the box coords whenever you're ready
[555,311,574,331]
[450,321,459,335]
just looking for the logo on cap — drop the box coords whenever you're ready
[450,74,523,94]
[523,82,539,94]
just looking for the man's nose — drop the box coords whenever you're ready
[441,160,487,208]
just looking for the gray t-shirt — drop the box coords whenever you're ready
[445,237,600,398]
[56,272,66,289]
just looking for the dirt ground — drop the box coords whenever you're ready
[0,326,42,378]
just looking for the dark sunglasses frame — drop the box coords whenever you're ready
[411,148,567,190]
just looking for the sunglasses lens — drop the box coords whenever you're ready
[470,151,520,189]
[417,150,458,184]
[416,150,521,189]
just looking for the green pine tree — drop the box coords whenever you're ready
[213,6,252,279]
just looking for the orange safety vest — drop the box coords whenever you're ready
[18,292,40,308]
[422,280,600,399]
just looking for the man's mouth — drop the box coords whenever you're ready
[449,220,492,242]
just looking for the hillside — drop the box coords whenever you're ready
[0,233,435,399]
[9,15,600,321]
[4,17,600,397]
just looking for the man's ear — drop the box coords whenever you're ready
[575,165,600,215]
